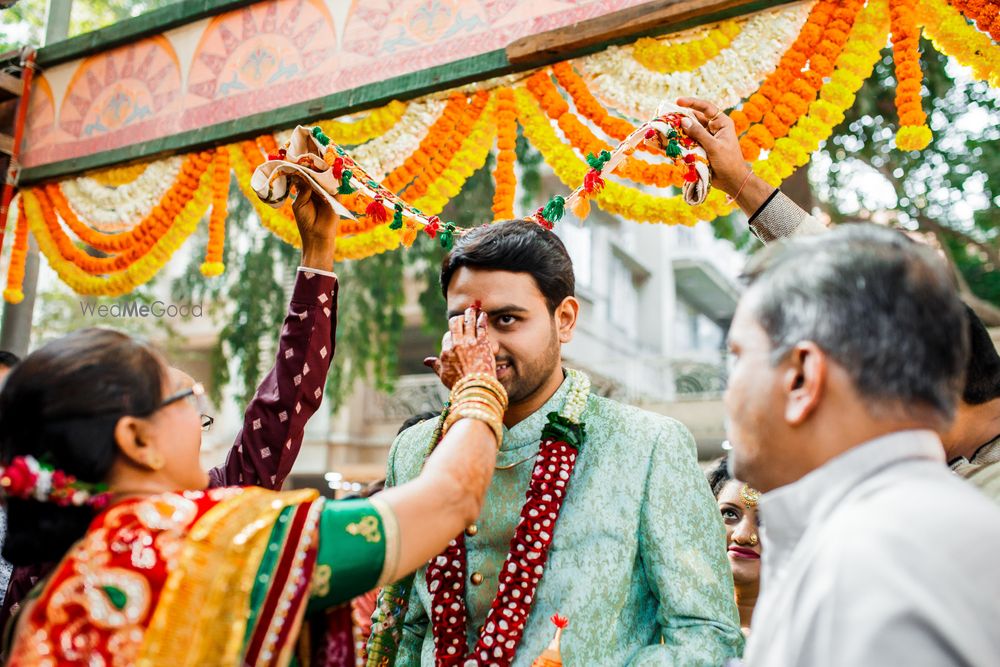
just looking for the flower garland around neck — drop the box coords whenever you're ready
[425,369,590,667]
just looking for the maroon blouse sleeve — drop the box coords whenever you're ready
[207,270,338,489]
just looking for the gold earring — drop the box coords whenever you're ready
[146,452,164,471]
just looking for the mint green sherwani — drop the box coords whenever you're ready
[382,374,743,665]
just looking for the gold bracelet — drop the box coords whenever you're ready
[451,391,504,416]
[451,374,507,405]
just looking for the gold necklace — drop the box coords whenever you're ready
[495,452,538,470]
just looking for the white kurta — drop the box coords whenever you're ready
[742,431,1000,666]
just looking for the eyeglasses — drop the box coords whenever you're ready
[159,382,214,431]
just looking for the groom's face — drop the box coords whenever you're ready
[446,267,564,406]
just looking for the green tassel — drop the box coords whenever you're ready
[666,128,679,140]
[337,170,356,195]
[542,195,566,223]
[335,146,345,156]
[311,126,330,146]
[368,180,380,189]
[665,139,683,158]
[585,150,612,170]
[439,223,456,251]
[390,203,404,230]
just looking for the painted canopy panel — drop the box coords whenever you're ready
[21,0,651,169]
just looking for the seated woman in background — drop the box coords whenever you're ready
[707,456,762,635]
[0,305,504,666]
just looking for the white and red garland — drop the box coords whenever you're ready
[426,369,590,667]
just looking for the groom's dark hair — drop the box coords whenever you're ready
[440,220,575,313]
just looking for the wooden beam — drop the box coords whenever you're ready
[0,71,22,99]
[507,0,794,65]
[35,0,260,69]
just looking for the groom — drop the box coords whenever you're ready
[372,220,742,665]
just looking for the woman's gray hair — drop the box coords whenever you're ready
[741,224,968,423]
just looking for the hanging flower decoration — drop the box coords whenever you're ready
[4,197,29,304]
[492,87,518,220]
[950,0,1000,41]
[891,0,933,150]
[632,20,743,73]
[9,0,993,301]
[918,0,1000,88]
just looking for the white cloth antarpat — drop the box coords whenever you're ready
[651,102,711,206]
[250,126,356,220]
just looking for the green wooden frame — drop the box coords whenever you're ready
[18,0,792,184]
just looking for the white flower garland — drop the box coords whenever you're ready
[350,98,448,180]
[577,1,814,119]
[59,156,184,232]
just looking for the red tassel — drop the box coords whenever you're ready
[366,195,389,223]
[267,153,280,161]
[533,207,553,230]
[425,216,441,238]
[682,153,697,164]
[551,614,568,629]
[684,165,699,183]
[583,169,605,194]
[644,129,656,140]
[331,157,345,180]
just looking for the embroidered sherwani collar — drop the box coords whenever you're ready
[495,372,572,462]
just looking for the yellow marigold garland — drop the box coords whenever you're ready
[890,0,932,150]
[918,0,1000,88]
[632,20,742,73]
[4,197,29,303]
[754,0,889,185]
[492,87,518,220]
[316,100,408,146]
[201,146,229,277]
[87,161,150,187]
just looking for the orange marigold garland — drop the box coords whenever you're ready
[4,197,28,304]
[527,72,688,188]
[950,0,1000,41]
[492,87,518,220]
[34,152,213,275]
[891,0,932,150]
[42,153,211,257]
[201,146,229,277]
[731,0,864,161]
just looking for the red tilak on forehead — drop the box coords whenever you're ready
[473,300,482,310]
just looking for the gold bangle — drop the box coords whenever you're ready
[452,374,507,403]
[451,386,508,413]
[451,391,504,415]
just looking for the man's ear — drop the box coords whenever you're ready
[783,341,826,425]
[555,296,580,344]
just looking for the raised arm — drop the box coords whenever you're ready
[677,97,827,242]
[208,181,341,489]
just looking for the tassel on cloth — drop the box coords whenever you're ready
[531,614,568,667]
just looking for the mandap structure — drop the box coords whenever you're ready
[0,0,997,301]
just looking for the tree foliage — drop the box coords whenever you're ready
[815,43,1000,316]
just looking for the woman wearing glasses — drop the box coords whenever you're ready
[0,303,504,664]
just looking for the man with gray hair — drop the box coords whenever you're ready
[721,224,1000,665]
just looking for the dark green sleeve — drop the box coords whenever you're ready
[308,497,398,611]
